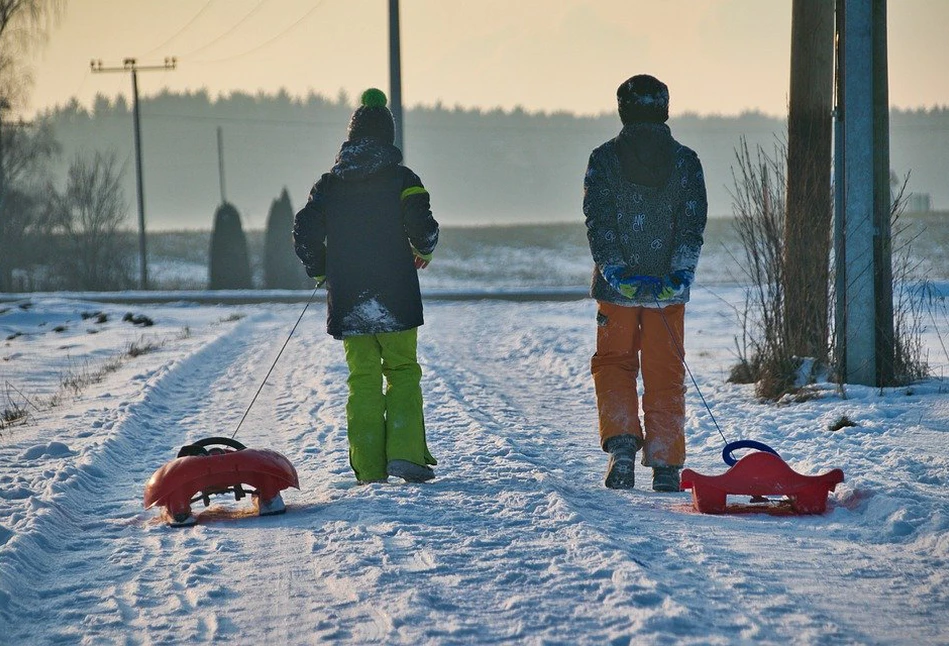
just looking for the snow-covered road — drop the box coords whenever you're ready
[1,292,947,644]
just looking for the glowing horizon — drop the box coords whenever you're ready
[17,0,949,122]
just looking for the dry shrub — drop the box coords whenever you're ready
[886,175,933,385]
[730,147,937,399]
[728,138,802,400]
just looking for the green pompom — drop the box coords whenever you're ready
[360,88,387,108]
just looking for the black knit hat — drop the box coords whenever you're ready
[617,75,670,124]
[347,88,396,144]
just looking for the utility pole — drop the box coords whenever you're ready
[835,0,893,386]
[388,0,404,155]
[217,126,227,203]
[0,98,9,293]
[872,0,894,386]
[784,0,834,363]
[91,57,176,290]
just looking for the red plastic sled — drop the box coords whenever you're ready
[144,437,299,526]
[681,451,844,515]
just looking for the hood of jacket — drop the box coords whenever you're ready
[331,137,403,181]
[614,122,677,188]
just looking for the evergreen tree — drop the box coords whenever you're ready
[263,187,307,288]
[208,202,253,289]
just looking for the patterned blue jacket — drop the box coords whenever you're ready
[583,123,708,306]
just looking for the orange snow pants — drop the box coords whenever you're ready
[591,301,687,467]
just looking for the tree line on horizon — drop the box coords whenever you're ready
[3,86,946,291]
[40,88,948,231]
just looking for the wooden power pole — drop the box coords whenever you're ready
[91,57,176,290]
[784,0,835,363]
[0,99,9,293]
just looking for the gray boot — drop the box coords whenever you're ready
[387,459,435,483]
[604,435,639,489]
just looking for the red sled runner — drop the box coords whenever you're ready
[681,441,844,515]
[144,437,299,526]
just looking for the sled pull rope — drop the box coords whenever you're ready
[231,285,320,439]
[654,295,729,445]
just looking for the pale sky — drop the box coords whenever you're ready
[19,0,949,120]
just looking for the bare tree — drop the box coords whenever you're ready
[1,0,63,290]
[47,151,134,290]
[0,0,63,108]
[729,138,800,400]
[2,117,55,184]
[1,118,57,289]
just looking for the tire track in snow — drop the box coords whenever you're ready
[3,299,943,643]
[398,301,704,642]
[425,300,949,644]
[114,308,363,645]
[415,301,884,644]
[0,308,341,643]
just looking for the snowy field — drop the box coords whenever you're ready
[1,284,948,645]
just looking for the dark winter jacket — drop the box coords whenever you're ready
[293,138,439,339]
[583,122,708,306]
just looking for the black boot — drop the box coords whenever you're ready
[604,435,640,489]
[652,466,681,492]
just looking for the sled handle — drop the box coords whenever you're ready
[722,440,780,466]
[177,436,247,457]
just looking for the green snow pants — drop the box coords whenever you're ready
[343,327,436,482]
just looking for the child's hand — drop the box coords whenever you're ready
[413,250,432,269]
[656,270,692,300]
[601,265,659,299]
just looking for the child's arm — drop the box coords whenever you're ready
[401,169,439,257]
[292,176,329,278]
[670,151,708,283]
[583,146,625,272]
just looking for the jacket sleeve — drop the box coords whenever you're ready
[401,168,439,256]
[670,151,708,279]
[292,176,329,278]
[583,146,625,272]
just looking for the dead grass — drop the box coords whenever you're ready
[2,326,189,438]
[60,356,125,397]
[0,382,38,433]
[127,336,163,358]
[728,138,803,400]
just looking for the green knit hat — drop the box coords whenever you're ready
[347,88,395,143]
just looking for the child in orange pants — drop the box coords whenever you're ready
[592,302,686,485]
[583,74,708,491]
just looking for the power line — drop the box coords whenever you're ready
[135,110,344,127]
[180,0,271,59]
[141,0,216,59]
[91,57,177,291]
[194,0,328,65]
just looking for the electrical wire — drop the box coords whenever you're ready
[180,0,272,60]
[194,0,328,65]
[140,0,216,59]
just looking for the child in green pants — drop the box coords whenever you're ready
[293,89,439,483]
